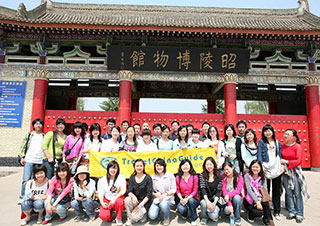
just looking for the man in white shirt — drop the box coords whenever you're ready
[18,118,45,204]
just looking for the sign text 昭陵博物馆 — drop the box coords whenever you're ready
[108,46,250,73]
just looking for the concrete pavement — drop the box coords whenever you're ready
[0,167,319,226]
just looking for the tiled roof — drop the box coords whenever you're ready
[0,0,320,31]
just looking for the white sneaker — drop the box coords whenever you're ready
[163,218,170,226]
[275,214,281,221]
[20,216,30,226]
[125,220,132,226]
[89,217,96,223]
[116,219,123,225]
[191,221,197,226]
[17,199,23,205]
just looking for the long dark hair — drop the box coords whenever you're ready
[248,160,265,184]
[106,160,120,186]
[132,159,146,176]
[244,128,257,146]
[56,162,71,186]
[177,159,196,183]
[261,124,276,143]
[202,157,218,180]
[207,125,219,140]
[89,123,102,143]
[222,161,239,190]
[285,129,301,144]
[178,125,188,142]
[224,124,236,140]
[125,126,137,146]
[72,121,86,138]
[154,158,167,175]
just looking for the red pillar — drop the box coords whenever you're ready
[306,83,320,169]
[68,97,77,110]
[131,98,140,112]
[268,102,278,114]
[224,82,237,125]
[117,71,133,125]
[207,100,216,113]
[31,79,48,130]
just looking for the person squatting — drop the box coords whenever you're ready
[18,118,309,225]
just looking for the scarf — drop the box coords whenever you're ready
[245,174,261,205]
[284,165,310,200]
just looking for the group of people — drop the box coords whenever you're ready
[18,118,308,225]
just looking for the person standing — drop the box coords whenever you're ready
[101,118,116,140]
[199,122,210,142]
[18,118,45,204]
[281,129,308,223]
[168,121,179,141]
[42,119,67,179]
[258,124,283,221]
[236,120,247,143]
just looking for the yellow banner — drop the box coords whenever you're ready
[89,148,216,178]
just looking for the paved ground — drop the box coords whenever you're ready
[1,167,319,226]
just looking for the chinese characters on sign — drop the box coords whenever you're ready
[0,81,26,127]
[108,46,250,73]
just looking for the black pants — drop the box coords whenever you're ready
[267,175,282,215]
[243,199,271,221]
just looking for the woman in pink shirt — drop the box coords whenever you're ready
[222,161,244,226]
[43,162,74,224]
[176,159,199,226]
[281,129,304,223]
[62,121,85,173]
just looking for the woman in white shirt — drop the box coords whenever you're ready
[98,160,126,225]
[81,123,103,166]
[136,129,158,152]
[71,166,99,222]
[101,126,121,152]
[148,158,176,226]
[173,125,192,150]
[20,164,49,225]
[205,125,225,170]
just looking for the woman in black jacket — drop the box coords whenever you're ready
[199,157,225,225]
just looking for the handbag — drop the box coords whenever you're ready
[259,187,272,202]
[17,132,31,166]
[64,138,80,156]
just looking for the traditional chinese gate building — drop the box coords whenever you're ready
[0,0,319,169]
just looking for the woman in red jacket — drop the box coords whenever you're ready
[281,129,304,223]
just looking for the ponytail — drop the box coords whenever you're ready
[286,129,301,144]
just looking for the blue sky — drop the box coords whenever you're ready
[2,0,319,113]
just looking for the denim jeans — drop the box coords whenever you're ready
[148,200,174,220]
[21,199,45,212]
[283,174,304,217]
[177,197,199,222]
[43,159,55,179]
[224,195,242,223]
[71,199,99,218]
[200,199,220,221]
[44,198,68,220]
[20,162,35,199]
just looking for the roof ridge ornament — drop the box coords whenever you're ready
[17,3,27,18]
[298,0,310,16]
